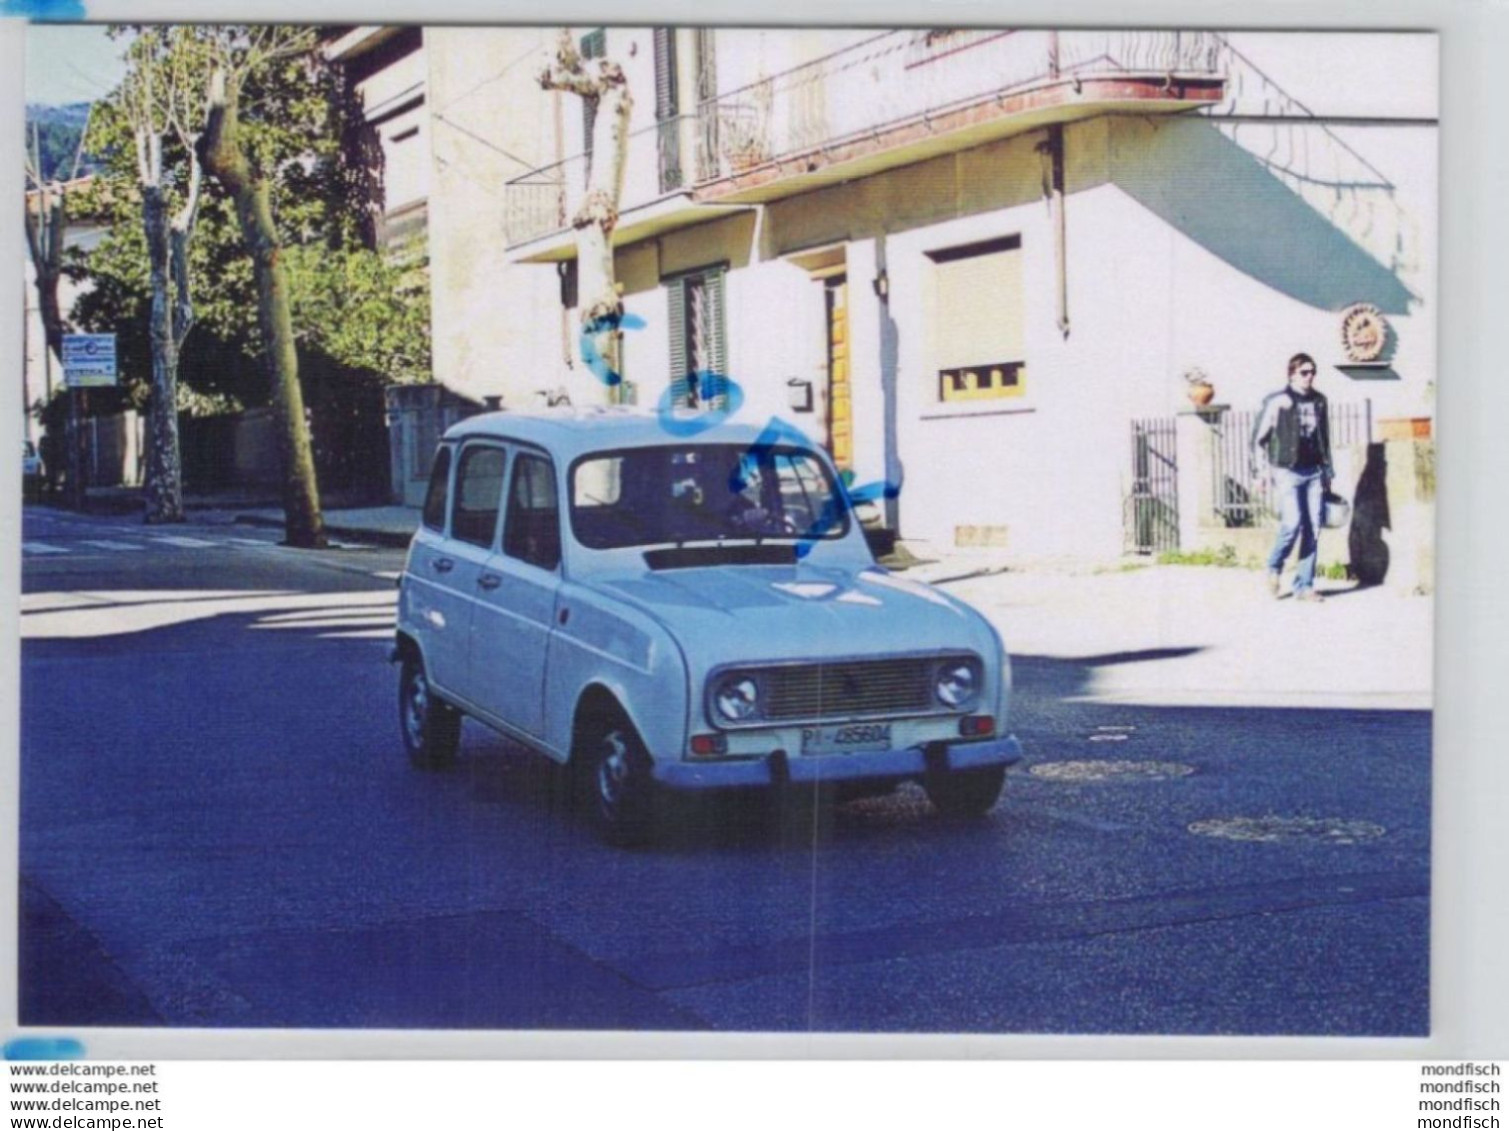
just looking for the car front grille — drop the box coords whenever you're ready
[761,657,940,722]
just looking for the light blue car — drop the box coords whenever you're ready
[394,409,1022,845]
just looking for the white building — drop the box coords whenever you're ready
[415,27,1435,559]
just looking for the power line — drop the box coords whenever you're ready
[432,113,537,172]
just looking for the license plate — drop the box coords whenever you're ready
[800,723,892,755]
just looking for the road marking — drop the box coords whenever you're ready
[225,537,275,547]
[22,542,70,555]
[79,540,145,551]
[146,535,221,548]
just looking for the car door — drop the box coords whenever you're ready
[425,440,507,700]
[469,449,562,740]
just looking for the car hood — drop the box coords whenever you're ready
[590,563,994,672]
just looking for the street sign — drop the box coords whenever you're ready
[62,333,118,388]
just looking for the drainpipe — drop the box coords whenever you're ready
[1038,124,1070,339]
[875,234,901,531]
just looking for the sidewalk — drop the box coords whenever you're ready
[945,565,1433,711]
[230,501,1432,712]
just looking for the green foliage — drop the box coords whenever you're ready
[1156,545,1249,568]
[286,245,431,384]
[65,25,429,414]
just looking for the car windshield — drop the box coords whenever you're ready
[570,444,850,550]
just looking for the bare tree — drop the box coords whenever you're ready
[539,28,633,402]
[22,122,76,364]
[197,27,326,549]
[120,28,207,524]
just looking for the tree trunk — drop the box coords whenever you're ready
[199,72,326,549]
[541,31,632,404]
[142,184,186,523]
[24,183,67,368]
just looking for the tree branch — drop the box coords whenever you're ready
[68,102,94,182]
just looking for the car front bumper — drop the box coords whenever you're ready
[651,734,1023,791]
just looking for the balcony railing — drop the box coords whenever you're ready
[504,29,1225,248]
[504,114,706,248]
[690,29,1224,186]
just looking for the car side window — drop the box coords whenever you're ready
[452,444,508,548]
[421,446,452,532]
[504,453,561,571]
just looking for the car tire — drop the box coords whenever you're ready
[577,715,655,848]
[924,764,1006,818]
[398,655,461,770]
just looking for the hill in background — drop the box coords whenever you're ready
[25,102,101,182]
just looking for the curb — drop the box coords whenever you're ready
[234,513,416,549]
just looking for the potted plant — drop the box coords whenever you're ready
[1184,367,1216,408]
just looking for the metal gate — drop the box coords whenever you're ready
[1126,416,1179,554]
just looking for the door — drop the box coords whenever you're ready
[428,441,506,698]
[825,275,853,472]
[470,451,563,739]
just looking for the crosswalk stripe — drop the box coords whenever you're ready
[225,537,274,547]
[22,542,70,555]
[80,540,145,551]
[146,535,220,548]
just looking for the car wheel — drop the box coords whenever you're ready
[924,764,1006,818]
[398,655,461,770]
[579,716,655,847]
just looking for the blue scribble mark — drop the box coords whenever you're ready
[578,311,646,388]
[575,305,902,557]
[655,372,745,437]
[4,1037,86,1060]
[0,0,87,17]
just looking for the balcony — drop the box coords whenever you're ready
[505,28,1226,258]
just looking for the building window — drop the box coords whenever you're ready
[925,235,1026,403]
[666,266,727,408]
[580,28,606,172]
[377,104,427,214]
[653,28,683,192]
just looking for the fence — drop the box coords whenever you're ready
[1211,400,1371,526]
[1126,416,1180,554]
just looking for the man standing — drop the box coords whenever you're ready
[1251,353,1333,602]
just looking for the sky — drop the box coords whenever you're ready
[24,22,127,106]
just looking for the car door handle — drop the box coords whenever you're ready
[478,573,502,591]
[432,558,455,574]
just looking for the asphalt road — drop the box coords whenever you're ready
[18,506,1431,1035]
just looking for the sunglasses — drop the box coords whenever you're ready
[1297,369,1317,377]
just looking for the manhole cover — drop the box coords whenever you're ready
[1188,816,1386,844]
[1029,760,1196,782]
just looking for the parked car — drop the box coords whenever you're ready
[22,440,43,500]
[393,408,1022,844]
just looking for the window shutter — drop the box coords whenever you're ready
[707,268,728,408]
[653,28,678,120]
[653,28,682,191]
[667,275,689,405]
[929,240,1024,369]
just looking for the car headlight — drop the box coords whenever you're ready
[934,660,979,709]
[714,674,761,722]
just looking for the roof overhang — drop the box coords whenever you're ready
[508,194,758,265]
[322,26,404,63]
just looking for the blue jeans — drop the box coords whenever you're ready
[1267,467,1325,592]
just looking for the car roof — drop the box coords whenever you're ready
[441,407,796,461]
